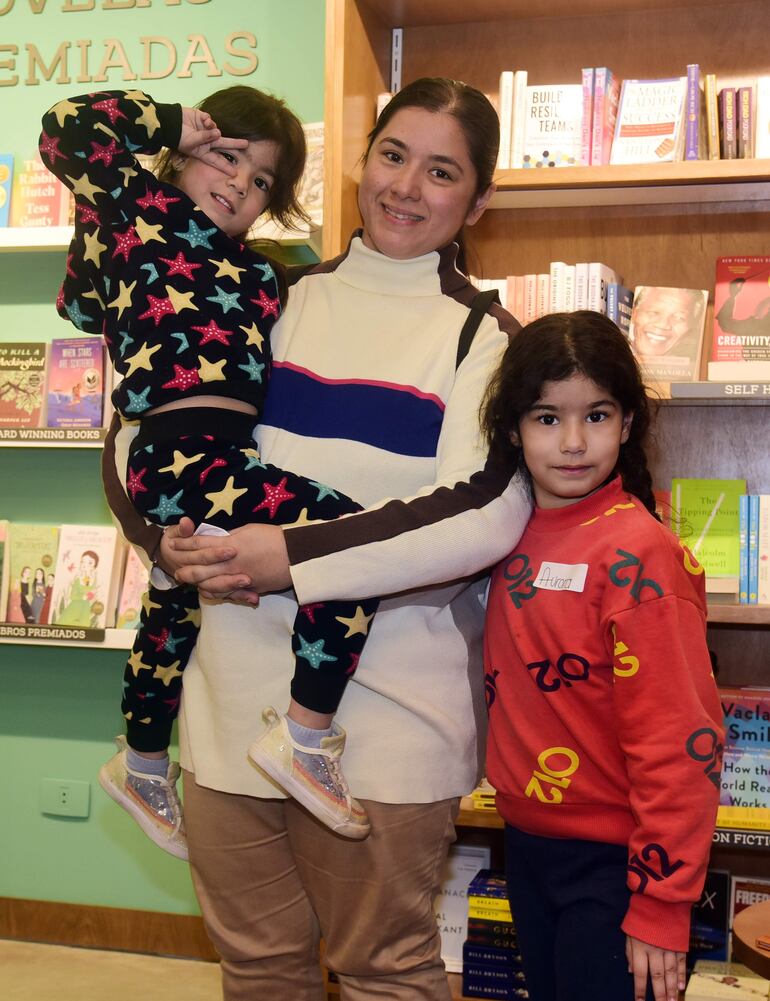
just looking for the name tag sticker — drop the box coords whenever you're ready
[533,561,588,593]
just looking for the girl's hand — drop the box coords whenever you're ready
[626,935,686,1001]
[177,107,248,175]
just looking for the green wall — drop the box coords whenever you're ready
[0,0,325,916]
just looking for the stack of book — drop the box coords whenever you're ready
[462,870,528,1000]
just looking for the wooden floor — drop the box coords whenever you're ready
[0,939,222,1001]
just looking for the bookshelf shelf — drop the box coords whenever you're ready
[706,605,770,625]
[0,626,134,650]
[0,226,73,252]
[0,427,108,448]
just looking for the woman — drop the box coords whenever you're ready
[106,78,530,999]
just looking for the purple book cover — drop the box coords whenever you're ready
[46,338,104,428]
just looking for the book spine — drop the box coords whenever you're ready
[535,274,549,319]
[685,64,702,160]
[603,72,621,164]
[463,945,523,968]
[549,262,566,313]
[606,283,619,323]
[758,495,770,605]
[523,274,538,324]
[704,74,720,160]
[737,86,753,159]
[0,154,12,228]
[468,895,513,912]
[591,67,608,166]
[468,903,514,922]
[739,494,750,604]
[756,76,770,158]
[497,71,514,171]
[510,70,528,169]
[748,494,760,604]
[563,265,576,311]
[720,87,737,159]
[581,67,595,166]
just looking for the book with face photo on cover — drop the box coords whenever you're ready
[628,285,709,381]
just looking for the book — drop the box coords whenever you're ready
[0,153,12,226]
[4,523,59,624]
[434,843,491,973]
[710,256,770,381]
[758,495,770,605]
[610,76,688,165]
[755,76,770,159]
[49,524,124,629]
[11,153,71,228]
[704,74,721,160]
[718,686,770,829]
[739,495,749,604]
[463,943,524,970]
[591,67,620,166]
[574,262,589,310]
[737,86,754,159]
[535,273,550,319]
[0,520,9,621]
[748,495,759,604]
[685,960,770,1000]
[688,869,730,966]
[115,545,150,630]
[549,261,569,313]
[0,343,47,428]
[628,286,709,382]
[510,70,528,170]
[671,478,746,584]
[685,64,705,160]
[46,338,105,429]
[586,262,621,314]
[581,67,595,165]
[606,283,634,337]
[719,87,737,159]
[521,83,584,169]
[497,70,514,170]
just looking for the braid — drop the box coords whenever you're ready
[619,439,659,520]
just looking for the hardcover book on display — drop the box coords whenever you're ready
[46,338,105,429]
[49,524,124,630]
[709,256,770,381]
[610,76,688,165]
[521,84,584,168]
[628,286,709,382]
[4,523,59,624]
[0,342,47,428]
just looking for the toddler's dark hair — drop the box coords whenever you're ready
[480,310,659,517]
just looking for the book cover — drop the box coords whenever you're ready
[755,75,770,159]
[115,545,150,630]
[686,959,770,1000]
[704,74,720,160]
[719,87,737,159]
[4,523,59,624]
[628,286,709,381]
[748,495,759,604]
[434,843,491,974]
[710,256,770,381]
[688,869,730,966]
[49,524,124,629]
[46,338,105,429]
[738,495,749,604]
[610,76,688,165]
[591,67,620,166]
[521,83,584,169]
[581,67,595,166]
[606,283,634,337]
[10,153,71,228]
[737,86,754,159]
[0,343,47,428]
[758,495,770,605]
[671,478,746,581]
[0,153,13,227]
[0,519,9,621]
[586,262,621,314]
[685,64,705,160]
[719,685,770,828]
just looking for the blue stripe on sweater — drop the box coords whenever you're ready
[261,364,443,458]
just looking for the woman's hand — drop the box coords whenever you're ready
[165,520,292,601]
[177,107,248,174]
[626,935,685,1001]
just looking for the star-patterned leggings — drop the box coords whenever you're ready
[122,407,378,753]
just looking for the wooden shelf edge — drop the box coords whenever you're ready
[0,626,134,650]
[707,604,770,625]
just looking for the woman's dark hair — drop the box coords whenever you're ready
[157,85,309,237]
[363,77,499,271]
[480,311,659,517]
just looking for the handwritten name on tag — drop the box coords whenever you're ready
[533,561,588,593]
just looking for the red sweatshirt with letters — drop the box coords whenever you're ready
[484,477,723,952]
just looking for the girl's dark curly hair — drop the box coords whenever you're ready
[480,310,659,518]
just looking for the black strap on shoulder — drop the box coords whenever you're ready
[456,288,500,369]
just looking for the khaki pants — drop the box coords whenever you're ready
[183,771,458,1001]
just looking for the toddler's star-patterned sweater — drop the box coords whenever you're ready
[39,89,280,420]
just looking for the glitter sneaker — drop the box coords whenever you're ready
[98,735,188,861]
[248,707,371,840]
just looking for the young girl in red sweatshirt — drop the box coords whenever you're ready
[480,312,723,1001]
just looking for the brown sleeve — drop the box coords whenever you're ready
[102,413,162,562]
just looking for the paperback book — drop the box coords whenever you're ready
[115,545,150,630]
[590,67,621,166]
[0,153,12,227]
[521,83,584,168]
[0,520,9,621]
[610,76,688,165]
[46,338,105,429]
[10,153,71,228]
[0,342,47,428]
[49,524,124,629]
[628,286,709,381]
[4,523,59,624]
[718,687,770,830]
[710,256,770,381]
[671,478,746,588]
[606,283,634,336]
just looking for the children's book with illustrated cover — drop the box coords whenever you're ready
[46,338,105,429]
[115,544,149,630]
[49,524,124,630]
[10,153,71,228]
[0,153,13,226]
[709,256,770,381]
[718,687,770,830]
[0,342,47,428]
[4,523,59,624]
[521,84,584,168]
[0,520,9,621]
[628,286,709,382]
[671,478,746,585]
[610,76,688,165]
